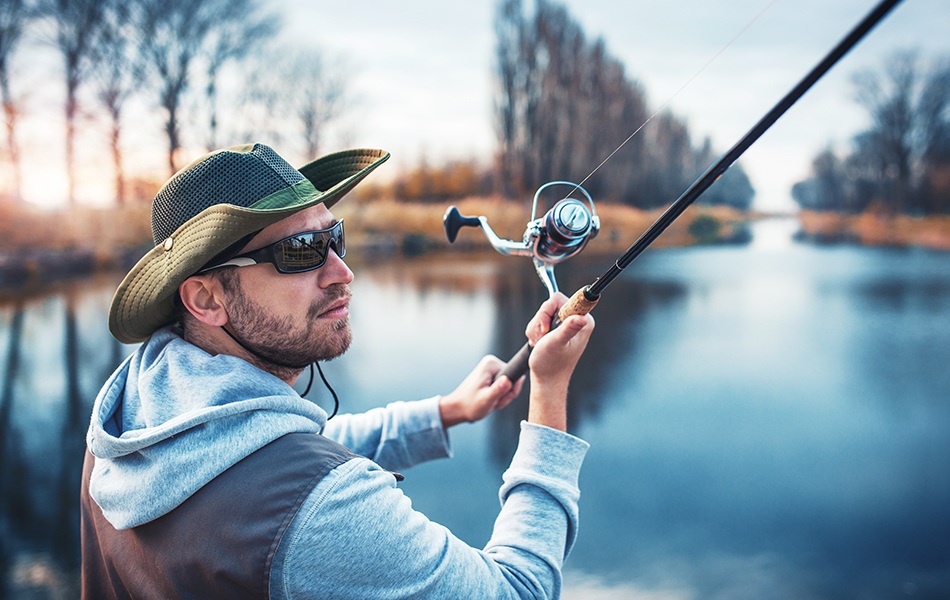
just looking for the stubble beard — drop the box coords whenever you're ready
[226,278,353,378]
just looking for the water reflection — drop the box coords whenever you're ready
[0,278,138,598]
[482,257,691,464]
[1,243,949,599]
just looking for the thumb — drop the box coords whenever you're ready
[551,314,591,341]
[490,373,514,396]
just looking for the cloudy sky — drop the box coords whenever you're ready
[282,0,950,212]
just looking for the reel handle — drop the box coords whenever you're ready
[498,286,599,382]
[443,206,482,243]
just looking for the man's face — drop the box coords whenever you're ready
[222,204,355,368]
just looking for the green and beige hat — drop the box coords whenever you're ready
[110,143,389,344]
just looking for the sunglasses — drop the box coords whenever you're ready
[202,220,345,274]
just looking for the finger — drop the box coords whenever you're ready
[479,354,503,374]
[525,294,567,340]
[546,314,594,344]
[490,373,514,397]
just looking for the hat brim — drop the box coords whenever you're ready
[109,148,389,344]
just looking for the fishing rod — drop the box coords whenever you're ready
[496,0,904,381]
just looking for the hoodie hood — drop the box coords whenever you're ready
[86,326,328,530]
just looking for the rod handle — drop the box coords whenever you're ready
[498,286,599,382]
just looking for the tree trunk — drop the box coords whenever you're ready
[165,102,180,176]
[0,59,23,203]
[65,80,79,206]
[110,105,126,205]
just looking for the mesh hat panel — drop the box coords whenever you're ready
[150,144,306,244]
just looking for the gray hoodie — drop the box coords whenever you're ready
[86,327,589,598]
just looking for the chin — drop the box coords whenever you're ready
[320,326,352,361]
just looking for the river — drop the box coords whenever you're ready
[1,219,948,599]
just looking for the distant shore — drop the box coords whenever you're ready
[797,209,950,250]
[2,199,948,289]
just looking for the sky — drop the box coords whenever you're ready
[10,0,950,212]
[280,0,950,212]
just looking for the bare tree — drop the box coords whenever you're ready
[135,0,216,175]
[852,52,918,212]
[493,0,523,197]
[200,0,278,151]
[39,0,109,206]
[228,56,286,147]
[796,51,950,215]
[288,49,348,161]
[231,46,350,161]
[90,0,144,205]
[0,0,30,204]
[852,51,950,213]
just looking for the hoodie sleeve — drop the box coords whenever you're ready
[320,397,451,471]
[269,422,589,600]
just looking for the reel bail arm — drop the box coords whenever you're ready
[443,182,599,297]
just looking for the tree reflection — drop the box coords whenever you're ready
[486,259,688,466]
[0,281,123,597]
[57,293,84,574]
[0,302,24,597]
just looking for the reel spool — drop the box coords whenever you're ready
[443,181,599,296]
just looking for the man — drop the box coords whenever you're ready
[81,143,595,599]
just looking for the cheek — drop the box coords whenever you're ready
[240,269,328,316]
[240,271,302,307]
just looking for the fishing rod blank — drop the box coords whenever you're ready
[499,0,904,382]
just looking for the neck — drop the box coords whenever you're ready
[181,320,305,385]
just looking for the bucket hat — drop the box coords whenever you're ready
[109,143,389,344]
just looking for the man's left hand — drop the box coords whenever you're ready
[439,355,525,428]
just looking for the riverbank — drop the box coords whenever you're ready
[798,209,950,250]
[0,197,751,287]
[4,198,949,288]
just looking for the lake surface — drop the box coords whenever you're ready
[1,220,948,599]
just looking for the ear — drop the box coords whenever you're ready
[178,275,230,327]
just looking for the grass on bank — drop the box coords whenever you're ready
[798,209,950,250]
[3,198,949,278]
[0,196,751,264]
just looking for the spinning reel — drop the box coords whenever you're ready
[443,181,600,296]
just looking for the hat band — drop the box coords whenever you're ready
[250,179,321,210]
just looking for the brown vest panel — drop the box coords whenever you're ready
[80,432,357,599]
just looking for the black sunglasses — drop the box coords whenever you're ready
[202,220,345,274]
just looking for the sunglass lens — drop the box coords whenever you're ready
[274,222,344,273]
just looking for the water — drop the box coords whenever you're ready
[1,222,949,599]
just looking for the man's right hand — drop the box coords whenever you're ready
[524,293,595,431]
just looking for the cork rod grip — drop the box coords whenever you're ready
[497,286,599,382]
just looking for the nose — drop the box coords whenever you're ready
[320,246,354,287]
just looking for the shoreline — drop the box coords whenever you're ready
[2,202,948,291]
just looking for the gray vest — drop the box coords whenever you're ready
[80,432,357,599]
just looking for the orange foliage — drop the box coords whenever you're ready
[798,209,950,250]
[0,202,153,266]
[335,197,751,255]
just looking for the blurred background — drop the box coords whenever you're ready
[1,0,949,598]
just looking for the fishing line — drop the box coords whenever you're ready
[567,0,780,198]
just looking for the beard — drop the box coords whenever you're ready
[225,277,353,372]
